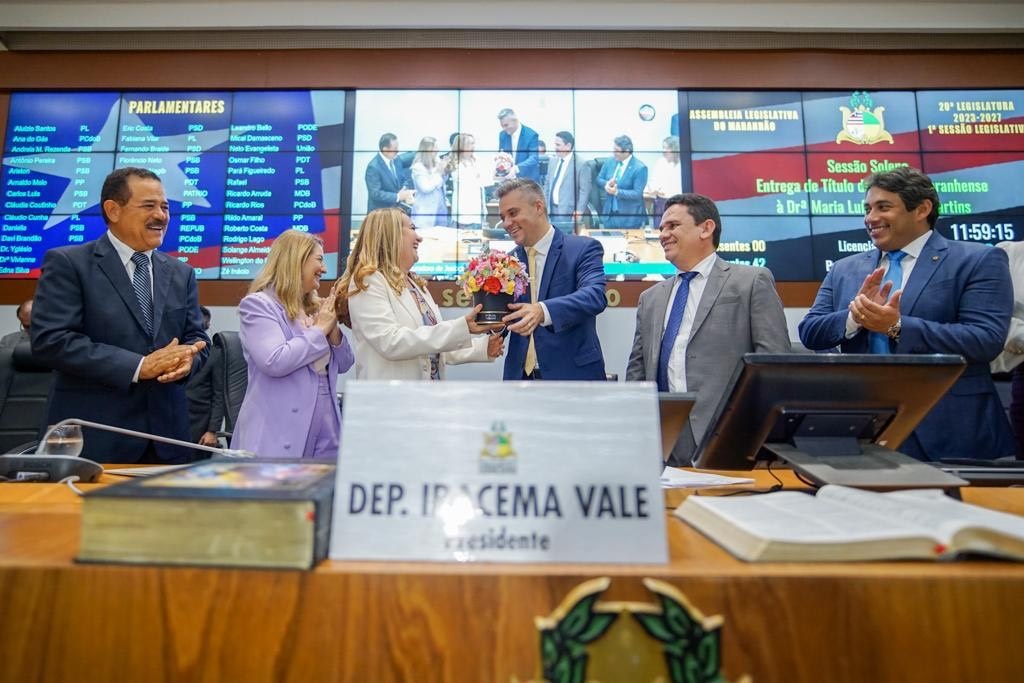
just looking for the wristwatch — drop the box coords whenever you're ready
[886,317,902,343]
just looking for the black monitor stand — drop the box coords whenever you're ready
[761,411,967,490]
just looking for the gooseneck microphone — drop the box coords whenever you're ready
[0,418,255,483]
[39,418,256,459]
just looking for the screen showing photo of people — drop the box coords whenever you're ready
[350,89,683,280]
[3,87,1022,282]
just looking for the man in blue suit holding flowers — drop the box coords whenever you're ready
[497,178,607,380]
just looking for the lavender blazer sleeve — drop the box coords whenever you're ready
[230,291,355,458]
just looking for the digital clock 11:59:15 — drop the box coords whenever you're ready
[948,222,1016,242]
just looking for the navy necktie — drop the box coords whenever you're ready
[868,250,907,354]
[388,159,398,183]
[130,251,154,337]
[657,272,699,392]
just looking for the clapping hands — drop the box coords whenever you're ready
[141,337,207,383]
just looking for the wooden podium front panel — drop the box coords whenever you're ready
[0,479,1022,681]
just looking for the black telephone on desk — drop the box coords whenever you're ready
[0,454,103,483]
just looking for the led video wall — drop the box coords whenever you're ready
[1,90,344,279]
[3,88,1023,282]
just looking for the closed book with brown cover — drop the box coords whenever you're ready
[78,460,335,569]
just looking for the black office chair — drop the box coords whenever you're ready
[213,331,248,438]
[0,342,54,454]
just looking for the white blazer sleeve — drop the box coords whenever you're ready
[443,334,491,365]
[348,273,474,361]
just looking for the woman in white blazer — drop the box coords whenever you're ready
[337,207,503,380]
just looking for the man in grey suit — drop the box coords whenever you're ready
[544,131,591,235]
[627,193,790,465]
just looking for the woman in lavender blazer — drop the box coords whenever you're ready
[231,230,355,459]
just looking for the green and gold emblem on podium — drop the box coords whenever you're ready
[479,421,517,474]
[535,577,748,683]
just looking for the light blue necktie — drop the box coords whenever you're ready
[868,250,907,354]
[130,251,154,338]
[657,272,699,392]
[388,159,398,183]
[610,161,626,212]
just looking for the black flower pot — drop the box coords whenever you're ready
[473,290,513,323]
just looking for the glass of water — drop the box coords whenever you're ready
[37,424,84,457]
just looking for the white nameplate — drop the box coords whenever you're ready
[330,381,668,564]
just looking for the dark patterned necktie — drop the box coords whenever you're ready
[657,271,699,392]
[130,251,154,337]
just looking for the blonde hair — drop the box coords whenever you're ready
[336,208,419,325]
[447,133,475,173]
[414,136,439,171]
[248,229,324,321]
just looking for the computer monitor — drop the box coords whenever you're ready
[692,353,969,489]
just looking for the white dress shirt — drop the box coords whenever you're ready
[845,230,932,337]
[645,157,683,196]
[664,252,717,392]
[550,155,569,205]
[528,227,556,327]
[106,230,154,382]
[380,152,401,201]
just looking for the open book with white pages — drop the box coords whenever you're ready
[675,484,1024,562]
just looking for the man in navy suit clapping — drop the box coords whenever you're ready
[365,133,416,212]
[31,167,209,463]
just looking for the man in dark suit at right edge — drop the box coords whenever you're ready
[365,132,416,212]
[799,166,1015,462]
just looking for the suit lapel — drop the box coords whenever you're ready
[899,231,947,314]
[847,250,880,303]
[150,251,172,338]
[396,282,424,325]
[622,156,638,185]
[647,277,674,376]
[558,156,575,202]
[95,234,150,337]
[689,258,729,339]
[539,230,563,301]
[377,155,397,192]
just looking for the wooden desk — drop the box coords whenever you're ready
[0,471,1022,682]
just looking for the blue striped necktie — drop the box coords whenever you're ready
[868,250,907,354]
[657,272,698,392]
[130,251,154,337]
